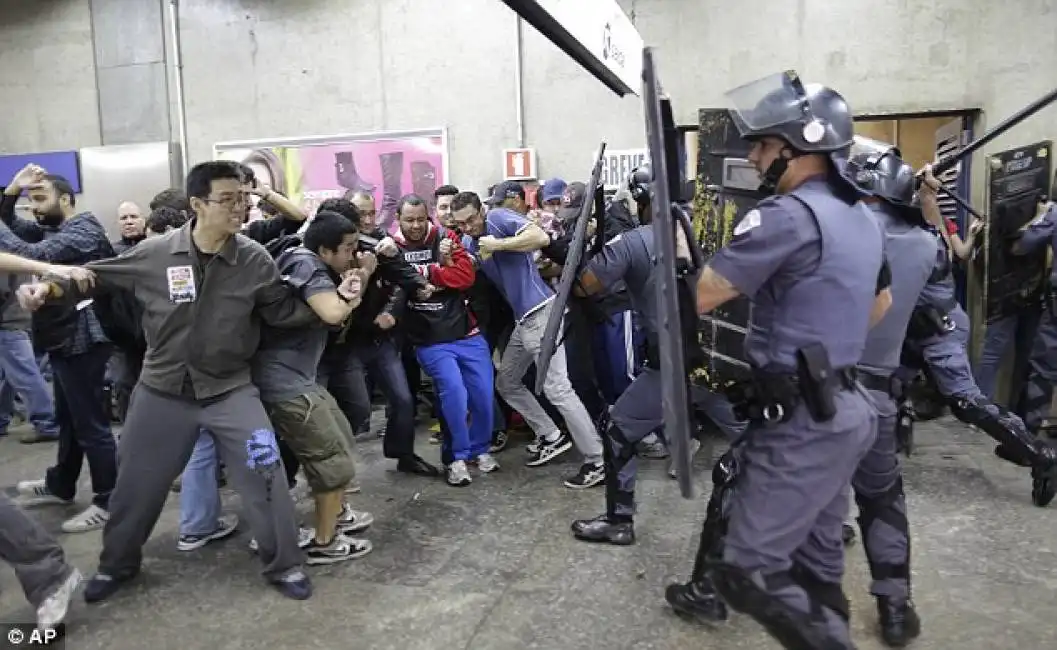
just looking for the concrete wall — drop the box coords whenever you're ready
[1,0,1055,196]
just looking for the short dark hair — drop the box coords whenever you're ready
[434,184,459,199]
[239,164,256,186]
[316,198,361,227]
[149,188,191,213]
[303,211,357,255]
[146,206,188,233]
[396,193,428,216]
[451,191,482,214]
[42,174,76,207]
[186,161,243,201]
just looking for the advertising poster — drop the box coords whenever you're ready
[215,128,448,234]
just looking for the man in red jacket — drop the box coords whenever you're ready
[393,194,498,486]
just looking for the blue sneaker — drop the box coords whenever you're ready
[270,570,312,600]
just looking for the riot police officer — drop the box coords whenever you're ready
[674,72,890,650]
[901,171,1057,507]
[1011,200,1057,435]
[843,140,936,647]
[566,172,745,546]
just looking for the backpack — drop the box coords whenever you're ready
[265,233,303,259]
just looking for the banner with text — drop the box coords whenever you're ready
[598,148,648,191]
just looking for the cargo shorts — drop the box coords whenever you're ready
[265,386,357,494]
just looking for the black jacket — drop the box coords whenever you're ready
[328,228,425,348]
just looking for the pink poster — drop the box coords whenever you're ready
[216,131,447,234]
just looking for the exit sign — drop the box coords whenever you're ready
[503,148,538,180]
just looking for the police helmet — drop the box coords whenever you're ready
[725,71,854,154]
[847,136,916,206]
[628,164,652,204]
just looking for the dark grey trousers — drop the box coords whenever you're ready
[0,494,73,607]
[98,384,304,581]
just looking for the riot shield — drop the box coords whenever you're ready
[533,143,607,393]
[694,109,761,390]
[643,48,700,498]
[985,141,1052,324]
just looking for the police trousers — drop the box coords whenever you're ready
[99,384,304,582]
[1020,308,1057,433]
[606,369,743,519]
[723,388,877,646]
[915,306,981,400]
[852,388,911,603]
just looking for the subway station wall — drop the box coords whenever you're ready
[0,0,1055,198]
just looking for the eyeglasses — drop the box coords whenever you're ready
[204,193,249,209]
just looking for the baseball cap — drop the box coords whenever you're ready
[541,178,568,203]
[486,180,525,206]
[557,181,587,221]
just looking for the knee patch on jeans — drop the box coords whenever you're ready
[267,392,356,493]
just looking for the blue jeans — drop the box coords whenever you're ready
[417,335,494,463]
[0,330,58,436]
[179,429,221,537]
[318,338,415,459]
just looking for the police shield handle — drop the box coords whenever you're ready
[643,47,696,499]
[533,142,608,394]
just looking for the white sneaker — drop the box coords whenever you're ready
[475,453,500,473]
[36,568,82,631]
[16,480,72,507]
[249,526,314,553]
[61,504,109,533]
[447,460,472,486]
[336,503,374,534]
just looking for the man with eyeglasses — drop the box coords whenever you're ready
[17,161,326,602]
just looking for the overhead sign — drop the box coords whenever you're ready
[597,147,648,190]
[503,148,538,180]
[501,0,644,97]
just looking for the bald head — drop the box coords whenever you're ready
[117,201,146,240]
[346,191,377,230]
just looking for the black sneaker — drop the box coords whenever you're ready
[305,535,373,565]
[526,433,572,467]
[270,570,313,600]
[564,462,605,489]
[177,514,239,551]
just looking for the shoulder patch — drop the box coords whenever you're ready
[733,209,761,237]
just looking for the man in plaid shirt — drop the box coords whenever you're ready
[0,164,118,535]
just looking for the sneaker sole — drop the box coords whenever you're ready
[447,478,472,486]
[306,540,373,565]
[525,440,573,467]
[477,465,500,474]
[18,497,73,508]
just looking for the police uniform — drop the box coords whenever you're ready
[902,218,1057,506]
[568,225,744,546]
[667,73,885,650]
[1012,203,1057,433]
[843,142,934,647]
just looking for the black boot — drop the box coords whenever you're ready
[570,515,635,545]
[411,161,437,209]
[378,152,404,230]
[665,579,728,624]
[877,596,921,647]
[665,469,731,625]
[1031,444,1057,507]
[334,152,376,193]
